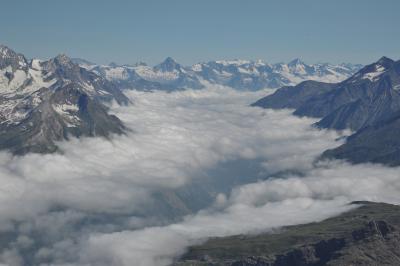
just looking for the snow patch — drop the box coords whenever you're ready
[52,103,81,127]
[134,65,179,83]
[362,65,386,82]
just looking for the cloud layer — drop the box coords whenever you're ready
[0,86,397,266]
[78,161,400,266]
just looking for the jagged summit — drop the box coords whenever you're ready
[0,44,28,70]
[377,56,395,66]
[154,57,181,72]
[52,53,76,67]
[366,56,395,70]
[0,44,13,57]
[0,45,129,154]
[288,58,305,66]
[40,54,79,76]
[344,56,397,84]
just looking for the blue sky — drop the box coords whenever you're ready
[1,0,399,65]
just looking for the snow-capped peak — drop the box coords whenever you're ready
[154,57,181,72]
[54,54,74,66]
[346,56,395,83]
[376,56,395,68]
[0,44,28,70]
[72,56,363,91]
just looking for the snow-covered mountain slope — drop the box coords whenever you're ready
[193,58,362,90]
[80,57,204,91]
[0,45,128,154]
[78,57,362,91]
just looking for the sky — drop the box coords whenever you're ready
[1,0,399,65]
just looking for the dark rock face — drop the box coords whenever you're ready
[175,202,400,266]
[0,44,28,71]
[321,112,400,166]
[251,81,337,111]
[276,238,345,266]
[154,57,181,72]
[0,45,128,154]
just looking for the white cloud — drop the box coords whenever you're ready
[0,86,341,223]
[78,160,400,266]
[0,86,397,266]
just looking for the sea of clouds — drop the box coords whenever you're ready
[0,86,399,266]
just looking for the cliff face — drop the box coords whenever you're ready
[175,202,400,266]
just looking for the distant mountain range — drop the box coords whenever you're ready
[0,43,364,155]
[75,57,362,91]
[253,56,400,166]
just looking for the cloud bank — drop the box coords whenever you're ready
[0,86,397,266]
[77,161,400,266]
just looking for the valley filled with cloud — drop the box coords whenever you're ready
[0,86,398,266]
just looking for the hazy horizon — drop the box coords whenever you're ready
[1,0,399,65]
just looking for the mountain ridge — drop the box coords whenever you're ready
[78,57,362,91]
[252,56,400,166]
[175,202,400,266]
[0,45,128,154]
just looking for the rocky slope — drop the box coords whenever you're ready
[322,111,400,166]
[175,202,400,266]
[252,57,400,166]
[253,57,400,132]
[0,45,128,154]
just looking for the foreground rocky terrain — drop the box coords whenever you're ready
[175,202,400,266]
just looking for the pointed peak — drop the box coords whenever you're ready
[50,54,79,70]
[0,44,15,55]
[346,57,394,83]
[0,44,18,59]
[41,53,77,72]
[288,58,305,66]
[0,44,28,69]
[163,57,177,64]
[154,57,181,72]
[54,53,73,64]
[55,53,71,60]
[376,56,395,66]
